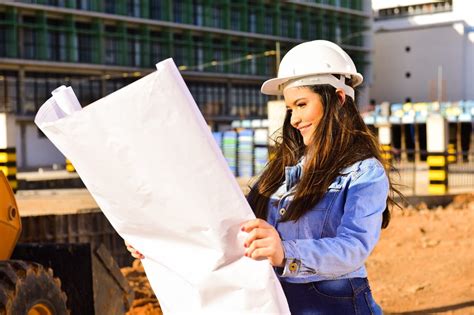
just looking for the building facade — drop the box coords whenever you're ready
[371,0,474,104]
[0,0,372,170]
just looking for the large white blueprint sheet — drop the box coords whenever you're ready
[34,59,289,314]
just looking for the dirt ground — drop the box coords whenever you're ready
[121,193,474,315]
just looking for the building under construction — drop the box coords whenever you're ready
[0,0,372,170]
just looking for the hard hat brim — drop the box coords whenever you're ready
[260,77,288,95]
[261,73,363,96]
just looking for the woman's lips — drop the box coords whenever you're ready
[298,124,311,134]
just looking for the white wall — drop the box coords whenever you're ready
[16,122,65,170]
[0,113,16,148]
[465,28,474,100]
[371,24,466,103]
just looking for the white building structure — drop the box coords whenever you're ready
[371,0,474,104]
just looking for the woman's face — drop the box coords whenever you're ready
[283,87,324,146]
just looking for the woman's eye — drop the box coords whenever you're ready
[297,103,306,107]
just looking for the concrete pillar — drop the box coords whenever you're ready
[426,113,448,195]
[267,100,286,147]
[378,124,392,162]
[0,112,17,191]
[377,102,392,162]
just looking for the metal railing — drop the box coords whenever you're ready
[389,149,474,196]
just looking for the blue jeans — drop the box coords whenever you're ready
[280,278,383,315]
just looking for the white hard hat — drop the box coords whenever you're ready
[261,40,363,99]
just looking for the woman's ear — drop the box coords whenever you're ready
[335,89,346,104]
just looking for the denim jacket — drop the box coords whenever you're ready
[268,157,389,283]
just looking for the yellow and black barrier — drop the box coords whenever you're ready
[65,158,75,172]
[0,147,17,192]
[447,143,457,163]
[427,153,448,195]
[381,144,392,163]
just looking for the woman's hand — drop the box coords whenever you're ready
[241,219,285,267]
[125,240,145,259]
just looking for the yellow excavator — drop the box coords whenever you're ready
[0,172,68,314]
[1,170,134,315]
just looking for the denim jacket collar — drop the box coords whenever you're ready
[283,157,361,192]
[284,157,305,191]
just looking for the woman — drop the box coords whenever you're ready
[127,40,400,314]
[240,40,401,314]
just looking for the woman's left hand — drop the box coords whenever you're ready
[241,219,285,267]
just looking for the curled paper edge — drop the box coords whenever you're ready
[51,85,82,115]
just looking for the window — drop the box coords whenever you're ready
[249,13,256,33]
[105,27,119,65]
[127,0,141,17]
[23,77,37,114]
[150,0,164,20]
[296,20,302,39]
[193,1,203,26]
[212,49,223,72]
[173,0,185,23]
[0,18,6,57]
[77,23,93,63]
[36,77,48,105]
[105,0,116,14]
[0,72,18,113]
[308,17,317,39]
[106,80,123,94]
[76,0,91,10]
[47,19,67,61]
[150,40,162,64]
[258,90,268,116]
[321,16,329,39]
[231,44,245,74]
[150,32,169,64]
[173,36,186,67]
[21,73,67,115]
[187,82,226,117]
[211,6,222,28]
[230,7,241,31]
[127,29,141,67]
[212,40,224,72]
[194,42,204,71]
[335,24,341,43]
[105,38,118,65]
[23,29,37,59]
[280,13,289,37]
[263,47,274,77]
[71,77,101,105]
[248,49,257,75]
[45,0,67,7]
[264,13,273,35]
[231,85,258,117]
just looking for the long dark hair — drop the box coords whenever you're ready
[247,82,402,229]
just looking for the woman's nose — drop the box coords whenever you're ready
[290,112,301,128]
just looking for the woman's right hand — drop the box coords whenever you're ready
[125,240,145,259]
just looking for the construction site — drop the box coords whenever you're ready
[1,0,473,314]
[7,176,474,314]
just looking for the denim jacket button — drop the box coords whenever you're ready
[289,262,298,272]
[279,208,286,215]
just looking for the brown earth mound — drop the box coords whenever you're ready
[121,259,163,315]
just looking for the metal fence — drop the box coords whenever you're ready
[389,149,474,196]
[448,151,474,189]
